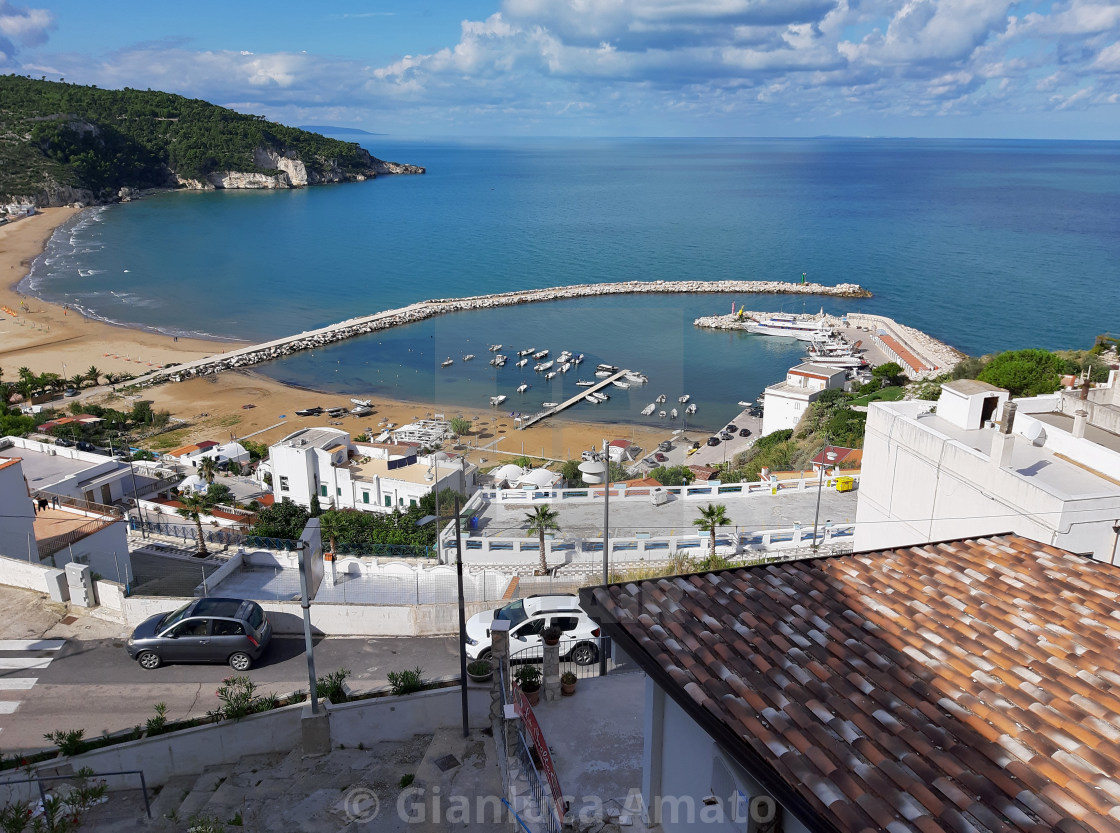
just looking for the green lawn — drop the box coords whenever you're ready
[848,386,907,407]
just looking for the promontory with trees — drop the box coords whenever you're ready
[0,75,422,206]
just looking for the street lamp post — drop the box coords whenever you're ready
[121,433,148,539]
[600,439,610,677]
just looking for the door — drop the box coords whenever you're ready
[161,618,212,662]
[509,617,546,661]
[209,618,247,663]
[100,484,112,504]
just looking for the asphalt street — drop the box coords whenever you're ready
[0,633,459,752]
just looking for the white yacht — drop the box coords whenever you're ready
[518,347,535,357]
[542,402,558,408]
[534,360,554,372]
[641,403,656,415]
[576,380,596,387]
[350,398,371,408]
[490,395,507,406]
[545,371,557,380]
[516,358,529,367]
[612,380,631,389]
[595,370,612,378]
[746,312,833,342]
[517,383,530,393]
[488,344,502,352]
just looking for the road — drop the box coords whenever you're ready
[0,634,459,752]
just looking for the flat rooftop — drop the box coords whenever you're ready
[274,427,348,450]
[349,456,433,485]
[469,488,857,539]
[2,447,117,491]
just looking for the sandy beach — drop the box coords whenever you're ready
[1,207,675,465]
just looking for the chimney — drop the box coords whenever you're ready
[991,401,1016,468]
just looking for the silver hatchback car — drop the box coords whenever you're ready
[126,597,272,671]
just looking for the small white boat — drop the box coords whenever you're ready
[573,354,584,364]
[542,402,558,408]
[656,394,666,404]
[463,353,475,361]
[558,362,572,373]
[535,361,554,372]
[488,344,502,352]
[516,358,529,368]
[490,395,507,406]
[641,403,656,416]
[577,380,595,387]
[686,403,697,414]
[558,351,573,363]
[352,406,373,417]
[350,398,371,408]
[612,380,631,389]
[546,371,557,380]
[517,383,530,393]
[596,363,617,372]
[595,370,612,378]
[670,408,678,419]
[518,347,535,357]
[533,350,549,360]
[625,372,647,384]
[441,358,453,367]
[594,392,610,402]
[678,394,690,403]
[658,410,667,418]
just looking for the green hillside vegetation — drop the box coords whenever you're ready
[0,75,382,201]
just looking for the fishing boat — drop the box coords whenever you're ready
[670,408,678,419]
[490,395,507,406]
[678,394,690,403]
[463,353,475,361]
[350,398,371,408]
[658,410,667,418]
[641,403,656,415]
[612,380,631,389]
[534,360,554,372]
[517,383,530,393]
[516,358,529,368]
[327,406,347,415]
[546,371,557,380]
[518,347,535,357]
[625,371,647,384]
[441,358,453,367]
[488,344,502,352]
[686,403,697,414]
[542,402,558,408]
[572,354,584,364]
[596,363,618,372]
[532,350,549,360]
[656,394,666,404]
[351,405,373,416]
[295,407,322,417]
[576,380,595,387]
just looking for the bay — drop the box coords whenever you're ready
[25,137,1120,431]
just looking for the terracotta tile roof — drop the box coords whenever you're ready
[877,332,931,373]
[687,464,719,480]
[581,534,1120,833]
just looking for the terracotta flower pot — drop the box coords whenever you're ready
[561,681,576,696]
[522,685,540,706]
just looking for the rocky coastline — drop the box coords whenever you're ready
[132,279,871,386]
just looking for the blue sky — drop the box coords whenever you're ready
[1,0,1118,138]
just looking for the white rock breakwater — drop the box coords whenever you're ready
[131,279,871,386]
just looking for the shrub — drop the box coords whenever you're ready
[467,659,492,676]
[146,703,168,736]
[44,728,86,757]
[315,668,351,704]
[387,667,424,696]
[560,671,577,685]
[208,676,277,722]
[513,664,541,692]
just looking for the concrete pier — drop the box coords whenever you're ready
[124,279,871,388]
[517,369,630,429]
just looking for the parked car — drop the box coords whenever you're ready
[54,438,74,447]
[464,594,601,666]
[726,424,738,432]
[719,431,733,441]
[738,428,752,438]
[691,441,702,450]
[75,440,96,452]
[658,440,673,452]
[655,452,668,462]
[126,597,272,671]
[706,437,721,447]
[63,388,79,397]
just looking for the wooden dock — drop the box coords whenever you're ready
[517,369,630,429]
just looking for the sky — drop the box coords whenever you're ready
[1,0,1118,138]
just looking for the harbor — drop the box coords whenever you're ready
[517,368,632,429]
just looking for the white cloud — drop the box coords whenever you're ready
[0,0,52,66]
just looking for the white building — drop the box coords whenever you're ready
[0,456,35,559]
[0,436,132,505]
[181,441,250,469]
[854,374,1120,561]
[268,427,476,513]
[761,363,847,437]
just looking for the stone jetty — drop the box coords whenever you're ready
[129,279,872,387]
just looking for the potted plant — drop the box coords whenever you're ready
[542,626,562,646]
[514,664,542,706]
[466,658,493,684]
[560,671,577,696]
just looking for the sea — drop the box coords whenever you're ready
[24,137,1120,431]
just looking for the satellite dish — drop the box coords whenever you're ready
[1023,422,1045,446]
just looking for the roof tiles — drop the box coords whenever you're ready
[582,534,1120,833]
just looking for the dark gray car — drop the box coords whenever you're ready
[126,597,272,671]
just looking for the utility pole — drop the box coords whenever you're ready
[454,497,469,738]
[600,438,609,677]
[810,442,835,551]
[298,540,320,714]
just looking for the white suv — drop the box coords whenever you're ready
[464,594,602,666]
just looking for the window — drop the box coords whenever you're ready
[172,619,209,637]
[551,616,578,632]
[409,499,417,508]
[513,618,545,639]
[362,492,370,504]
[337,487,342,497]
[384,495,392,507]
[279,476,289,492]
[212,619,244,636]
[321,484,328,497]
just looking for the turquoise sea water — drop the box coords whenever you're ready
[25,138,1120,430]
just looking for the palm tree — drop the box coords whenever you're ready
[196,456,218,485]
[693,503,730,564]
[86,366,101,387]
[176,491,211,557]
[526,504,560,575]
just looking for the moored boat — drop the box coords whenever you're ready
[489,344,502,352]
[655,394,666,404]
[441,358,453,367]
[350,398,371,408]
[463,353,475,361]
[576,380,595,387]
[534,360,554,372]
[542,402,558,408]
[685,403,697,414]
[670,408,678,419]
[546,371,557,380]
[533,350,549,360]
[490,395,507,406]
[678,394,690,403]
[641,403,656,415]
[595,370,612,378]
[518,347,535,357]
[517,383,530,393]
[746,312,833,341]
[612,380,631,389]
[516,358,529,367]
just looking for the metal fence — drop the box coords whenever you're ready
[511,730,563,833]
[129,518,300,551]
[509,636,630,681]
[331,542,437,559]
